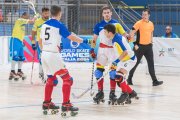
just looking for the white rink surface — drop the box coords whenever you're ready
[0,62,180,120]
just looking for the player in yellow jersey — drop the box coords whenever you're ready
[9,12,37,80]
[31,7,50,82]
[91,6,131,104]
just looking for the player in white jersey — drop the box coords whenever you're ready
[91,6,131,104]
[104,24,138,105]
[39,5,88,116]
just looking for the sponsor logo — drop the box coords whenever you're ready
[70,41,80,48]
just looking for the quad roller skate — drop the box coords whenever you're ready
[17,71,26,80]
[9,72,20,81]
[117,92,129,105]
[129,90,139,100]
[108,90,117,105]
[93,90,105,104]
[61,101,79,117]
[42,101,59,115]
[125,90,139,104]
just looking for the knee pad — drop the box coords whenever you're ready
[54,69,73,86]
[47,75,58,86]
[94,68,105,79]
[115,72,125,87]
[109,70,116,80]
[19,56,25,61]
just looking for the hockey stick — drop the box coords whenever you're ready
[90,61,95,96]
[72,69,110,99]
[22,0,37,14]
[30,50,35,84]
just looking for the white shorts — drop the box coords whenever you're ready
[41,51,65,75]
[97,47,116,66]
[116,57,137,73]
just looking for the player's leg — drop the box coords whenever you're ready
[108,48,118,103]
[93,49,107,103]
[42,52,59,113]
[9,38,20,80]
[50,53,78,113]
[17,41,26,80]
[116,59,139,104]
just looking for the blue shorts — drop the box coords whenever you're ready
[10,37,25,61]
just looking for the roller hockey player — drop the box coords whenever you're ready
[31,7,50,83]
[91,6,130,104]
[104,24,139,105]
[9,12,37,80]
[40,5,88,116]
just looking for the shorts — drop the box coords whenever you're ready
[9,37,25,61]
[116,57,137,73]
[41,51,65,75]
[97,47,116,66]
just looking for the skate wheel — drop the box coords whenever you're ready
[101,100,105,103]
[14,78,19,81]
[135,96,139,100]
[70,111,78,116]
[9,77,13,80]
[61,112,66,117]
[97,101,100,104]
[22,77,26,80]
[43,110,48,115]
[51,110,57,114]
[108,101,111,105]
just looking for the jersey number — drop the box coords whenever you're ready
[45,27,50,40]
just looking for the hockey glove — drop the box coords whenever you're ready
[90,48,96,59]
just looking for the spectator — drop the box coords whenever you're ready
[0,9,3,22]
[162,25,178,38]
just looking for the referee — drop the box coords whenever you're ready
[127,9,163,86]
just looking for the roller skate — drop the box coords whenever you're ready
[42,101,59,115]
[129,90,139,100]
[108,90,117,105]
[93,90,105,104]
[117,92,129,105]
[125,90,139,104]
[17,71,26,80]
[61,101,79,117]
[9,71,20,81]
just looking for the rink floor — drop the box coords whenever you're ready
[0,62,180,120]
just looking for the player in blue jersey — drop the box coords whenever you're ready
[103,24,138,104]
[39,5,88,116]
[91,6,130,104]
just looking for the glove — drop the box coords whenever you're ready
[110,59,120,70]
[90,40,96,48]
[90,48,96,59]
[83,39,89,44]
[32,40,36,50]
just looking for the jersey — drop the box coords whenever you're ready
[93,19,125,46]
[12,18,29,41]
[40,19,71,53]
[112,33,135,61]
[32,18,46,41]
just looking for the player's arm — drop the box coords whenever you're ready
[67,33,84,43]
[31,20,38,50]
